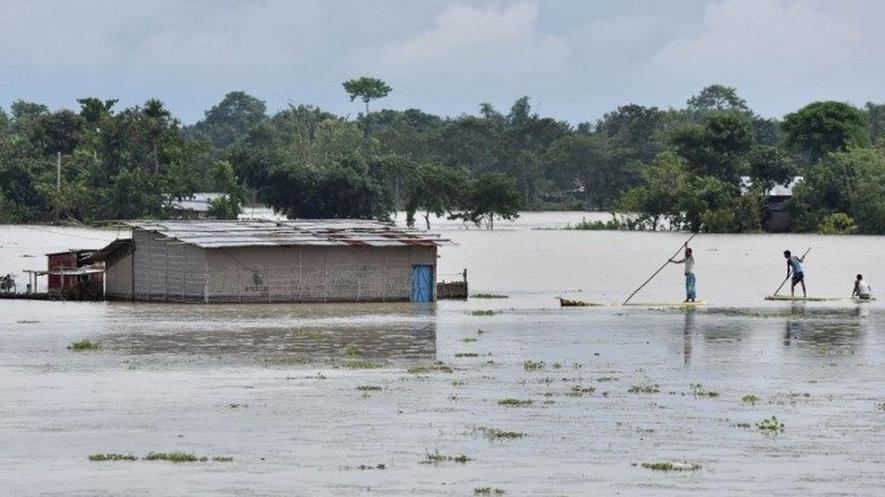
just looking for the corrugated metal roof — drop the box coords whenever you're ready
[125,219,451,249]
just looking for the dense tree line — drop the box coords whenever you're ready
[1,81,884,232]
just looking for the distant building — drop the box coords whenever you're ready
[93,220,449,303]
[168,193,225,219]
[46,249,103,293]
[741,177,803,232]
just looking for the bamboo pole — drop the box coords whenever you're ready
[623,233,698,305]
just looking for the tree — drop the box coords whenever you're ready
[207,161,246,219]
[783,101,870,163]
[342,77,392,115]
[669,112,754,183]
[544,134,617,209]
[455,173,521,230]
[747,145,796,191]
[687,84,749,113]
[190,91,267,150]
[866,102,885,144]
[77,97,118,125]
[143,98,174,174]
[790,147,885,234]
[617,152,688,231]
[404,163,466,229]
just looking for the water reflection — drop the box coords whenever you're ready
[99,303,437,363]
[683,309,695,367]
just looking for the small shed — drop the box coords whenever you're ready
[98,220,449,303]
[46,249,103,293]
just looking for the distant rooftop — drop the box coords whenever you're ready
[168,192,224,213]
[126,219,450,249]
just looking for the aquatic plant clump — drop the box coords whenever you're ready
[68,340,100,351]
[471,293,509,299]
[498,398,533,407]
[523,360,545,372]
[756,416,785,432]
[421,450,473,464]
[690,383,720,398]
[628,384,661,394]
[565,385,596,397]
[339,360,384,370]
[742,394,760,406]
[88,453,137,462]
[407,362,454,374]
[470,310,496,316]
[455,352,479,358]
[479,427,526,440]
[474,487,506,495]
[355,385,382,391]
[640,461,702,471]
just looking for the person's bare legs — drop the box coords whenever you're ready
[800,279,806,297]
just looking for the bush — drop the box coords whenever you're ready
[817,212,858,235]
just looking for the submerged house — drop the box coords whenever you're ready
[92,220,448,303]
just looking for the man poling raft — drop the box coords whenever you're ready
[669,246,696,303]
[784,249,807,298]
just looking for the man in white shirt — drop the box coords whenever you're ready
[670,246,696,303]
[853,274,872,300]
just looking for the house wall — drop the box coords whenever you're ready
[105,252,133,300]
[205,245,437,303]
[47,253,77,291]
[131,229,209,302]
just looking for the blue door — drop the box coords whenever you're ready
[410,265,434,303]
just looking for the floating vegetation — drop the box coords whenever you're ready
[344,344,362,358]
[407,362,454,374]
[259,355,312,366]
[227,403,247,409]
[479,427,526,440]
[756,416,785,432]
[596,376,619,382]
[474,487,506,495]
[566,385,596,397]
[628,384,660,394]
[452,380,467,387]
[498,398,533,407]
[742,394,760,406]
[68,340,100,351]
[471,293,508,299]
[89,453,137,462]
[690,383,720,398]
[470,310,496,316]
[340,360,384,370]
[16,320,40,324]
[523,360,544,372]
[455,352,479,358]
[142,452,233,463]
[356,463,386,470]
[640,461,702,472]
[735,422,752,429]
[461,337,478,343]
[542,399,555,405]
[421,450,472,464]
[356,385,382,392]
[552,362,562,369]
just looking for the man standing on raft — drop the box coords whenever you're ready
[670,247,696,303]
[784,250,806,297]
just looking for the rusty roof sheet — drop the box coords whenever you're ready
[125,220,451,249]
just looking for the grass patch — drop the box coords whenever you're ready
[422,450,472,464]
[756,416,784,432]
[260,355,312,366]
[407,362,453,374]
[455,352,479,358]
[144,452,202,463]
[340,360,384,370]
[479,427,526,440]
[470,310,496,316]
[68,340,100,351]
[565,385,596,397]
[742,394,760,406]
[523,360,544,372]
[356,385,382,392]
[356,463,386,470]
[471,293,508,299]
[498,398,533,407]
[89,453,136,462]
[690,383,720,398]
[640,461,702,472]
[344,344,362,358]
[474,488,506,495]
[628,384,660,394]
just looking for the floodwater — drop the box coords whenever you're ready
[1,214,884,496]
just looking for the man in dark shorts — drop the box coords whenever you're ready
[784,250,806,297]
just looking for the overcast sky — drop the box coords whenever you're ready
[1,0,882,124]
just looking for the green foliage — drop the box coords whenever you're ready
[404,163,467,228]
[817,213,858,235]
[207,161,245,219]
[68,340,100,351]
[687,84,749,114]
[455,172,521,229]
[783,101,870,162]
[342,77,392,114]
[189,91,266,150]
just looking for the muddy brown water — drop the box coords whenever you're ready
[1,215,884,496]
